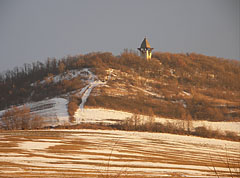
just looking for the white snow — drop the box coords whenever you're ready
[74,69,107,123]
[18,141,62,151]
[182,91,191,96]
[154,116,240,135]
[79,81,106,110]
[192,120,240,134]
[74,108,132,124]
[27,97,69,126]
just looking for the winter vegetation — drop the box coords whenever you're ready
[0,51,239,123]
[0,50,239,177]
[1,106,44,130]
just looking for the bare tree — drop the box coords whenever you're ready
[1,106,44,130]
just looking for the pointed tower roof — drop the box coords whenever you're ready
[140,37,152,49]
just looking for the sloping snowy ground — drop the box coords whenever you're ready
[73,69,107,123]
[74,108,132,123]
[0,97,69,127]
[0,68,106,127]
[30,69,91,86]
[27,97,69,126]
[0,129,239,177]
[75,108,240,135]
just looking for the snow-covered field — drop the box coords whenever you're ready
[75,108,240,134]
[74,108,132,124]
[0,129,239,177]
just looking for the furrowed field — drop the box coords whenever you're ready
[0,129,239,178]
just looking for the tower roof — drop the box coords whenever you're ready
[140,37,152,49]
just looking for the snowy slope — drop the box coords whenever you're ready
[27,97,69,126]
[74,108,133,124]
[78,69,106,110]
[0,97,69,127]
[74,107,240,134]
[73,69,107,123]
[0,68,108,127]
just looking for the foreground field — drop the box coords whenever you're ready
[0,129,239,178]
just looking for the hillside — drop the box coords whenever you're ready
[1,51,239,124]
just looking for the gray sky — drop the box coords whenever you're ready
[0,0,239,72]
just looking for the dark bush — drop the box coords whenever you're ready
[68,97,81,122]
[194,126,209,137]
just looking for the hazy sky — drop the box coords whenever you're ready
[0,0,239,72]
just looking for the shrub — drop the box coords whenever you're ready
[194,126,209,137]
[225,131,238,141]
[1,106,44,130]
[86,96,97,106]
[68,97,81,122]
[68,101,79,116]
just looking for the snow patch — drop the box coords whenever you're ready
[182,91,191,96]
[19,141,62,151]
[74,69,107,123]
[30,69,91,86]
[74,108,132,123]
[27,97,69,126]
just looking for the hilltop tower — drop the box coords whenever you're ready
[138,37,154,60]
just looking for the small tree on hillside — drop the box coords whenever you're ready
[68,97,80,123]
[58,62,65,73]
[186,113,193,134]
[132,114,141,130]
[181,112,193,134]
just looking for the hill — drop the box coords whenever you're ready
[1,51,239,123]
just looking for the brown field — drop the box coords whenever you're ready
[0,129,239,178]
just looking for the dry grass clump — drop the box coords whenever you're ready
[68,96,81,123]
[1,106,44,130]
